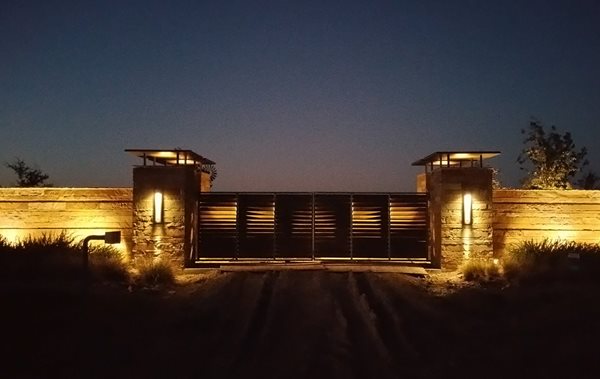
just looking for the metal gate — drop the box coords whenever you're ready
[195,193,429,262]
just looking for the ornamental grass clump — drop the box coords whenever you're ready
[0,236,10,253]
[7,232,82,281]
[503,239,600,281]
[461,259,501,282]
[87,245,129,283]
[136,258,175,287]
[0,232,130,283]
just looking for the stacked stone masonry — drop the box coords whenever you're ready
[2,180,600,270]
[493,189,600,256]
[426,167,494,269]
[0,188,133,252]
[132,166,200,269]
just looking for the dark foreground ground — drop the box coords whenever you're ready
[1,271,599,379]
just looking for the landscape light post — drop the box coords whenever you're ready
[82,231,121,287]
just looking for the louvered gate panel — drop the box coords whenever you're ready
[314,194,351,258]
[198,194,238,259]
[352,194,389,258]
[274,194,313,258]
[196,192,429,263]
[238,194,275,259]
[389,194,428,259]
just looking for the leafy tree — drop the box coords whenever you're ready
[577,171,600,190]
[491,167,502,189]
[5,158,51,187]
[517,120,588,189]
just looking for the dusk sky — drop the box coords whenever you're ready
[1,0,599,191]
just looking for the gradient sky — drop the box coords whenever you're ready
[1,0,599,191]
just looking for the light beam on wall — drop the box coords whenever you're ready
[463,193,472,226]
[154,191,164,224]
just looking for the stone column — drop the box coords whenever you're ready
[132,166,200,269]
[426,167,494,270]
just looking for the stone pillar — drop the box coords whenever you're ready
[427,167,493,270]
[132,166,200,269]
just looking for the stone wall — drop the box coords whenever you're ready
[132,166,200,268]
[493,189,600,256]
[0,188,133,252]
[427,167,494,269]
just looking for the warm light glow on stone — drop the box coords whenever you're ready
[462,227,471,259]
[1,229,25,244]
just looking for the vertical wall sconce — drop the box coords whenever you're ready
[154,191,164,224]
[463,193,473,225]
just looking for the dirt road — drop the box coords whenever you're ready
[183,271,443,379]
[2,271,600,378]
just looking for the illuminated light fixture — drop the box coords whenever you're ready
[154,191,164,224]
[463,193,472,225]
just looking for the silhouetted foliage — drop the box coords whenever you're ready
[577,171,600,190]
[5,158,51,187]
[491,167,502,189]
[517,120,587,189]
[0,232,129,283]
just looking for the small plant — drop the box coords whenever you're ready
[87,245,129,282]
[0,232,130,283]
[137,258,175,286]
[0,232,81,281]
[461,259,501,282]
[13,232,75,253]
[0,235,10,253]
[503,239,600,281]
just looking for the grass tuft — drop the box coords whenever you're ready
[0,235,11,253]
[0,232,129,283]
[503,239,600,281]
[88,245,129,282]
[461,259,501,282]
[136,258,176,286]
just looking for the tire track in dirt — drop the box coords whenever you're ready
[325,272,397,379]
[353,273,421,363]
[373,273,457,377]
[182,271,446,378]
[245,271,330,378]
[227,270,279,377]
[179,272,277,378]
[183,272,257,377]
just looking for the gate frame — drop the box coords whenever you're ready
[192,192,430,266]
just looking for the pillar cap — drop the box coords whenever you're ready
[412,151,500,167]
[126,149,215,166]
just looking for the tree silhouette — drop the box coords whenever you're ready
[517,120,587,189]
[577,171,600,190]
[5,158,51,187]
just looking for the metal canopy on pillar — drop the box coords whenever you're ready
[411,151,500,172]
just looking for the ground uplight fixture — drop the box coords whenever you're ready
[154,191,164,224]
[463,193,473,225]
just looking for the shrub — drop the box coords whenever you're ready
[0,235,11,253]
[0,232,130,283]
[503,239,600,280]
[136,258,175,286]
[87,245,129,282]
[13,232,75,253]
[461,259,501,282]
[9,232,82,280]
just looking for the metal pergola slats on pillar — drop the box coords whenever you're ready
[196,192,429,262]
